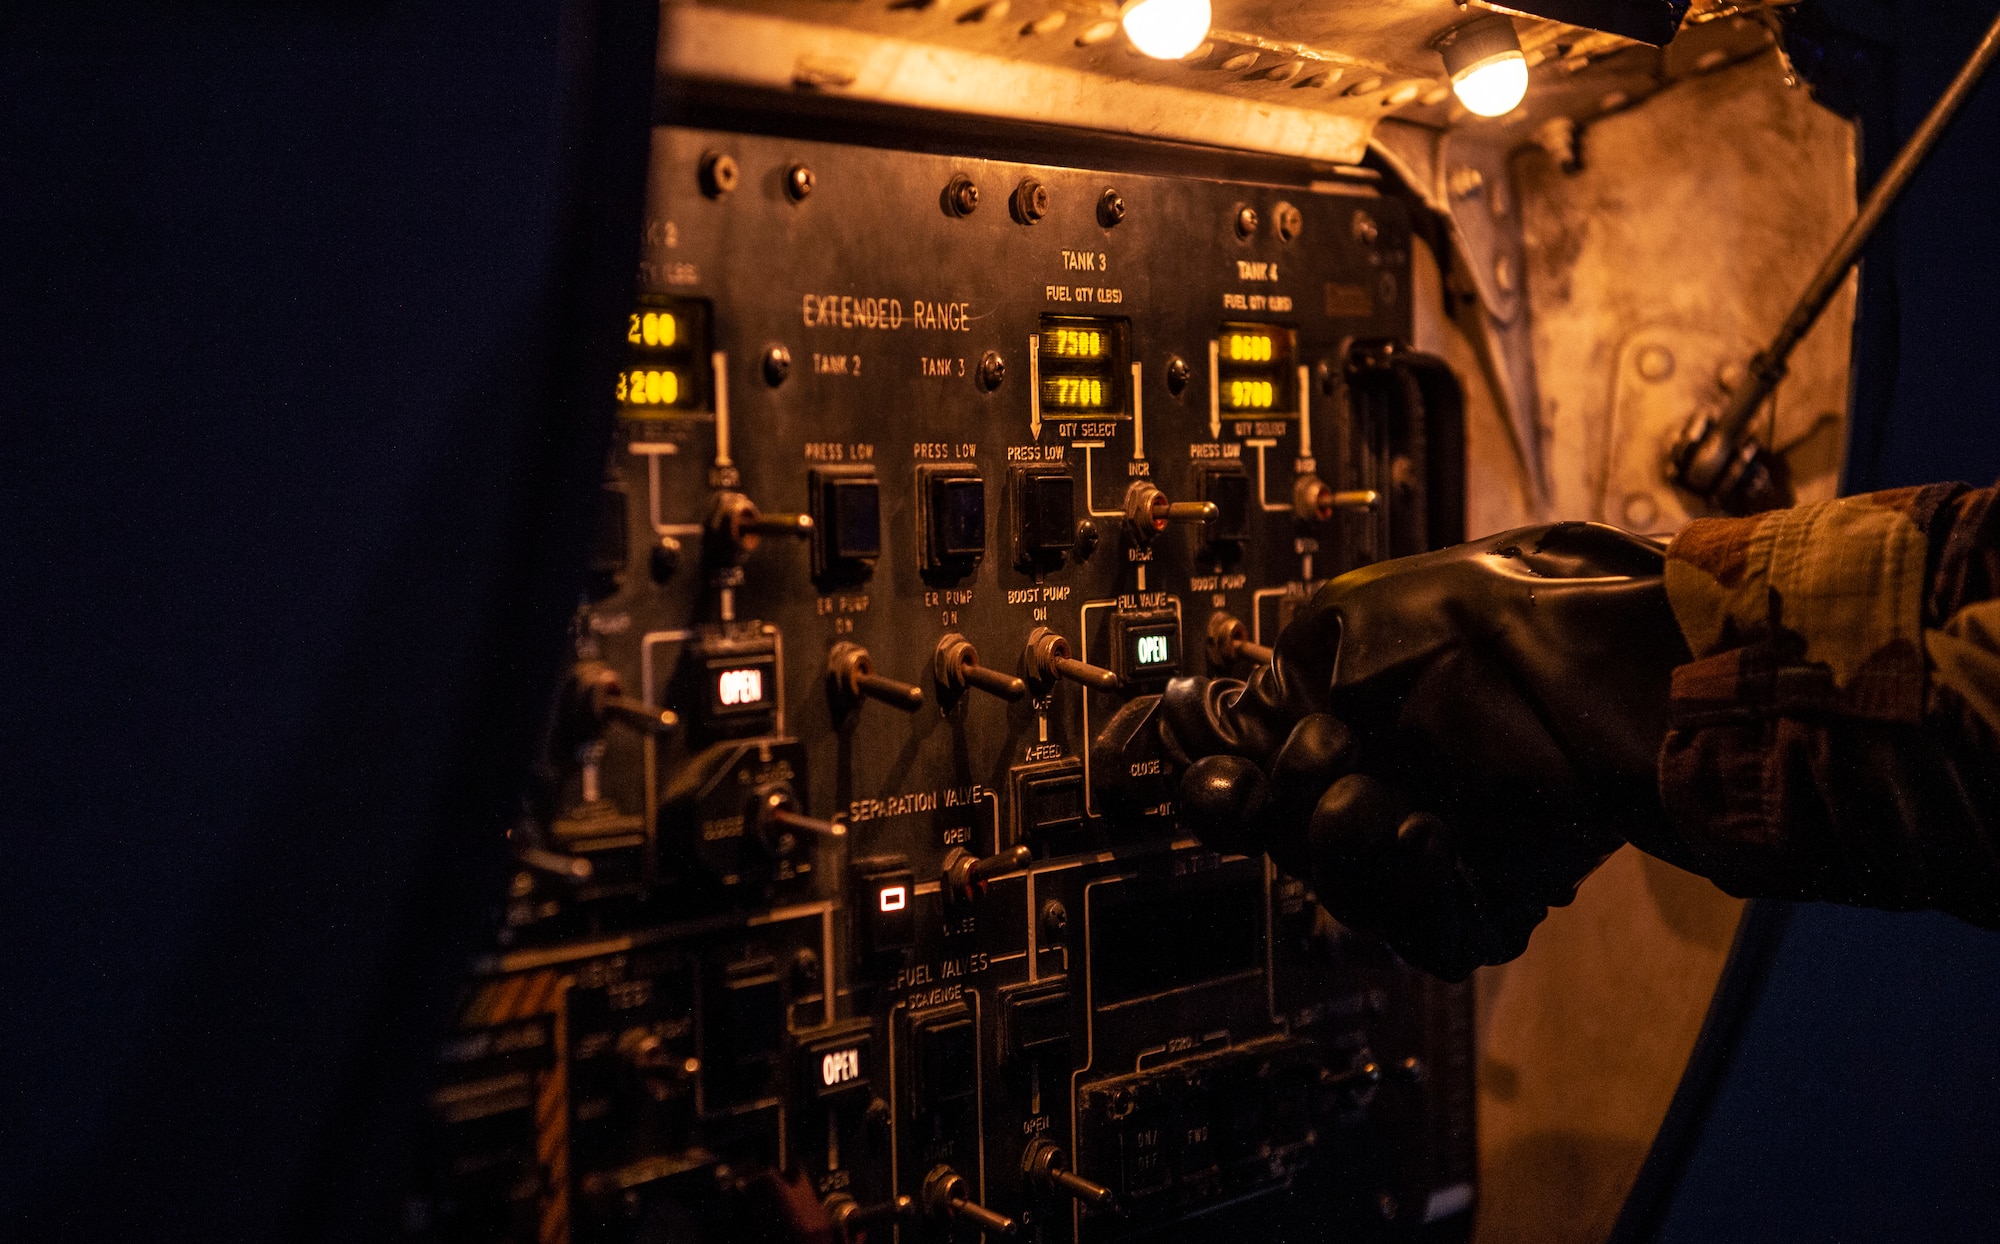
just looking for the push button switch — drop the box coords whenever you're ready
[1011,466,1076,569]
[855,864,916,958]
[919,465,985,572]
[913,1006,978,1106]
[809,467,881,579]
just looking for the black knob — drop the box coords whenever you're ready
[923,1165,1018,1237]
[942,845,1032,900]
[829,642,925,712]
[1205,612,1273,669]
[1023,1139,1117,1211]
[934,633,1027,702]
[1122,481,1216,545]
[1024,627,1120,692]
[707,490,813,564]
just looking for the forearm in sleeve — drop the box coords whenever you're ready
[1651,484,2000,923]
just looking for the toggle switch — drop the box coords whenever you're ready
[749,785,845,854]
[922,1166,1018,1238]
[824,1193,914,1243]
[941,844,1032,901]
[1206,611,1273,669]
[1292,475,1378,522]
[1024,626,1121,692]
[933,633,1027,702]
[1022,1139,1117,1212]
[828,642,925,712]
[1122,481,1217,545]
[706,490,813,565]
[568,661,679,737]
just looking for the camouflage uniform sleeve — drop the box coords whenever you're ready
[1654,484,2000,924]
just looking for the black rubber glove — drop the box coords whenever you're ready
[1102,522,1690,979]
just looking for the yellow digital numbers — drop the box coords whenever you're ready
[1225,379,1275,410]
[617,368,683,407]
[1221,332,1276,363]
[1044,327,1107,360]
[628,310,679,349]
[1043,376,1107,409]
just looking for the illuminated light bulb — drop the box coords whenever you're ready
[1121,0,1212,61]
[1432,14,1529,119]
[1452,51,1529,117]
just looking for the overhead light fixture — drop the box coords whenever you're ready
[1122,0,1212,60]
[1433,14,1530,117]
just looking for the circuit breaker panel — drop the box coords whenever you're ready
[402,125,1475,1244]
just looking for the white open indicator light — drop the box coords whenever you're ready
[1136,634,1170,665]
[717,667,764,707]
[1121,0,1212,61]
[821,1047,860,1087]
[879,884,908,913]
[1433,14,1529,118]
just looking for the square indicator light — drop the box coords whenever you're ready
[810,468,881,579]
[1194,464,1252,547]
[856,865,916,957]
[918,466,986,571]
[799,1029,874,1102]
[1012,466,1076,567]
[1111,610,1181,688]
[684,633,779,739]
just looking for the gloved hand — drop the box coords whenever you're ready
[1101,522,1690,979]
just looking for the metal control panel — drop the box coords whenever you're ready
[403,125,1473,1244]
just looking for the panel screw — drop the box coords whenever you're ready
[763,345,792,386]
[978,350,1006,392]
[1012,177,1051,224]
[1166,354,1191,396]
[1350,209,1379,245]
[943,173,980,217]
[1316,360,1336,396]
[1097,187,1127,227]
[699,150,738,198]
[1274,200,1303,241]
[1041,899,1069,941]
[785,163,816,201]
[792,948,822,988]
[1235,205,1259,239]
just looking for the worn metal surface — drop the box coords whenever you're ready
[661,0,1791,165]
[1517,49,1855,529]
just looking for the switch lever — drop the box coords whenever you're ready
[824,1193,915,1243]
[935,633,1027,702]
[1023,1139,1118,1212]
[829,642,925,711]
[1123,481,1217,545]
[923,1165,1018,1237]
[707,490,813,563]
[1206,612,1273,668]
[571,662,679,735]
[1293,475,1377,522]
[942,844,1032,899]
[1025,627,1121,692]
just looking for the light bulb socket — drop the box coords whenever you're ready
[1432,13,1521,78]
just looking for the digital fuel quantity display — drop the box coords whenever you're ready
[1217,323,1297,415]
[618,297,711,417]
[1038,314,1128,415]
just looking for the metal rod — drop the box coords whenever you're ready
[1714,7,2000,446]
